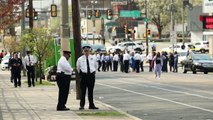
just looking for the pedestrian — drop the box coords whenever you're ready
[134,51,141,73]
[24,50,37,87]
[123,51,130,73]
[153,52,163,79]
[96,52,101,72]
[77,46,99,110]
[162,52,168,72]
[130,52,135,72]
[113,52,119,71]
[147,52,153,72]
[140,52,145,72]
[119,52,124,72]
[56,50,73,111]
[0,50,4,63]
[101,53,106,72]
[169,52,174,72]
[173,51,179,72]
[9,52,22,87]
[8,53,14,83]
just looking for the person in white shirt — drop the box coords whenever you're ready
[123,51,130,73]
[134,51,141,73]
[113,52,119,71]
[24,50,37,87]
[140,52,146,72]
[77,46,98,110]
[56,50,73,111]
[96,52,101,72]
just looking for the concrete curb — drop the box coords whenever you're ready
[96,100,142,120]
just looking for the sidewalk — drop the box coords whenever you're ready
[0,71,141,120]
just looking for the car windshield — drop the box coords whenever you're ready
[92,45,105,50]
[178,52,187,56]
[193,54,213,60]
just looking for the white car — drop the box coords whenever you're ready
[107,41,145,53]
[1,54,10,70]
[161,43,194,53]
[193,41,209,53]
[81,33,102,40]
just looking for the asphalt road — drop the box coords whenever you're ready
[93,68,213,120]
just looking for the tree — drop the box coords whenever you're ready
[20,28,54,84]
[0,0,25,35]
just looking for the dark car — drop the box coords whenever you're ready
[182,52,213,74]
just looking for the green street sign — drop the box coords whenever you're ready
[120,10,141,18]
[143,18,150,22]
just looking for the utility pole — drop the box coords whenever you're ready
[60,0,70,52]
[182,2,185,43]
[29,0,33,29]
[170,0,175,53]
[72,0,81,99]
[145,0,149,56]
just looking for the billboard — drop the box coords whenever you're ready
[203,0,213,13]
[202,16,213,29]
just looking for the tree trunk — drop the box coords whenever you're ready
[39,57,42,84]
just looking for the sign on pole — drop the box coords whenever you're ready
[203,0,213,13]
[120,10,141,18]
[111,1,127,5]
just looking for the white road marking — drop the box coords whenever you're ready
[97,83,213,113]
[116,80,213,100]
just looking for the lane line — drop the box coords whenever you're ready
[116,80,213,100]
[97,83,213,113]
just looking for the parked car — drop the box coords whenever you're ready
[81,33,102,40]
[0,54,10,70]
[182,52,213,74]
[193,41,209,53]
[107,41,145,53]
[91,44,107,53]
[161,43,195,53]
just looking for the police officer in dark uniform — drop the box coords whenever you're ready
[56,50,73,111]
[77,46,98,110]
[9,52,22,87]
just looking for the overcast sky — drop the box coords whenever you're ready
[32,0,71,9]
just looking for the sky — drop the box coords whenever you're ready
[32,0,71,10]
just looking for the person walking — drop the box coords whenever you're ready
[140,52,145,72]
[123,51,130,73]
[9,52,22,87]
[134,51,141,73]
[96,52,101,72]
[113,52,119,71]
[24,51,37,87]
[147,52,153,72]
[153,52,163,79]
[169,52,174,72]
[173,51,179,72]
[56,50,73,111]
[77,46,99,110]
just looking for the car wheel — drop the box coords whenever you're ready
[183,65,187,73]
[192,65,197,74]
[204,72,208,74]
[200,49,205,53]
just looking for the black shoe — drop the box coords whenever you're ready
[89,106,99,109]
[79,107,84,110]
[57,108,70,111]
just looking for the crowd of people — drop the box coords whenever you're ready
[92,49,179,79]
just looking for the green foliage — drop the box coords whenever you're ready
[24,80,55,86]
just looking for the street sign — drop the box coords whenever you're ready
[111,1,127,5]
[120,10,141,18]
[203,0,213,13]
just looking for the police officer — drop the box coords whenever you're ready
[123,51,130,73]
[9,52,22,87]
[134,51,141,73]
[56,50,73,111]
[77,46,98,110]
[24,51,37,87]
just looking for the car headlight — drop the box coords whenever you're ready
[194,62,201,66]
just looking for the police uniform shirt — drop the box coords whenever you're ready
[140,54,146,62]
[134,53,141,60]
[24,54,37,67]
[123,53,130,61]
[57,56,73,75]
[113,54,119,61]
[96,54,100,61]
[77,55,98,73]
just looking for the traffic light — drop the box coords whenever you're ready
[34,11,38,20]
[26,8,29,18]
[95,10,101,18]
[147,29,151,36]
[124,25,128,34]
[106,9,113,20]
[51,4,57,17]
[87,10,92,19]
